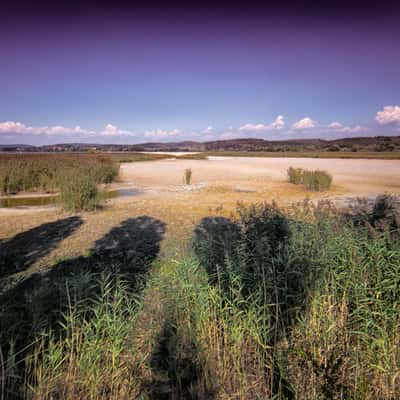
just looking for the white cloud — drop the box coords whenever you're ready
[271,115,285,129]
[375,105,400,125]
[339,125,366,134]
[292,117,317,130]
[0,121,95,136]
[239,123,267,132]
[100,123,134,136]
[239,115,285,132]
[143,129,182,139]
[326,121,367,134]
[328,121,343,129]
[0,120,137,139]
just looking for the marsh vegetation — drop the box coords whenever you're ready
[288,166,332,191]
[184,168,193,185]
[1,194,399,399]
[0,154,119,210]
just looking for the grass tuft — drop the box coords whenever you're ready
[288,166,332,191]
[184,168,193,185]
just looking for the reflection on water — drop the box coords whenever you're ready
[0,188,142,208]
[0,195,58,208]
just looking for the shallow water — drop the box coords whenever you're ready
[0,188,142,208]
[0,195,58,208]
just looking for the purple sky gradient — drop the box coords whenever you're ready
[1,0,400,144]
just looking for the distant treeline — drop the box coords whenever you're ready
[1,135,400,154]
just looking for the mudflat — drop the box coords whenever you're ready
[120,156,400,196]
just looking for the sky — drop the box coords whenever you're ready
[1,0,400,145]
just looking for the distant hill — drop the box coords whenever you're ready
[0,144,36,151]
[1,136,400,153]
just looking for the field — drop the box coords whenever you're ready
[1,154,400,399]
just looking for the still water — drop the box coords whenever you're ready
[0,188,141,208]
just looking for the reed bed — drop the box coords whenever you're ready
[0,154,119,195]
[288,166,332,191]
[0,154,119,210]
[1,198,399,399]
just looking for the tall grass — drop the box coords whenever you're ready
[0,154,119,195]
[287,166,303,184]
[288,166,332,191]
[25,274,142,400]
[184,168,193,185]
[59,172,100,211]
[0,154,119,210]
[1,198,399,399]
[193,200,400,398]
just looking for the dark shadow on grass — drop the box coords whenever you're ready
[0,216,166,399]
[148,320,216,400]
[0,216,83,280]
[193,198,398,399]
[193,216,241,293]
[193,205,306,400]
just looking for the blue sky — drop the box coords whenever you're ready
[1,9,400,144]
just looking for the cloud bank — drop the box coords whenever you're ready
[1,106,399,145]
[144,129,183,139]
[0,121,95,136]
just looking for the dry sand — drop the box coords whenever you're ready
[119,156,400,196]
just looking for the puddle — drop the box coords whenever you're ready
[0,195,58,208]
[102,188,143,199]
[0,188,142,208]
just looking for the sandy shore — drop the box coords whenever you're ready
[119,156,400,196]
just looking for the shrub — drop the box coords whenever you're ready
[184,168,192,185]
